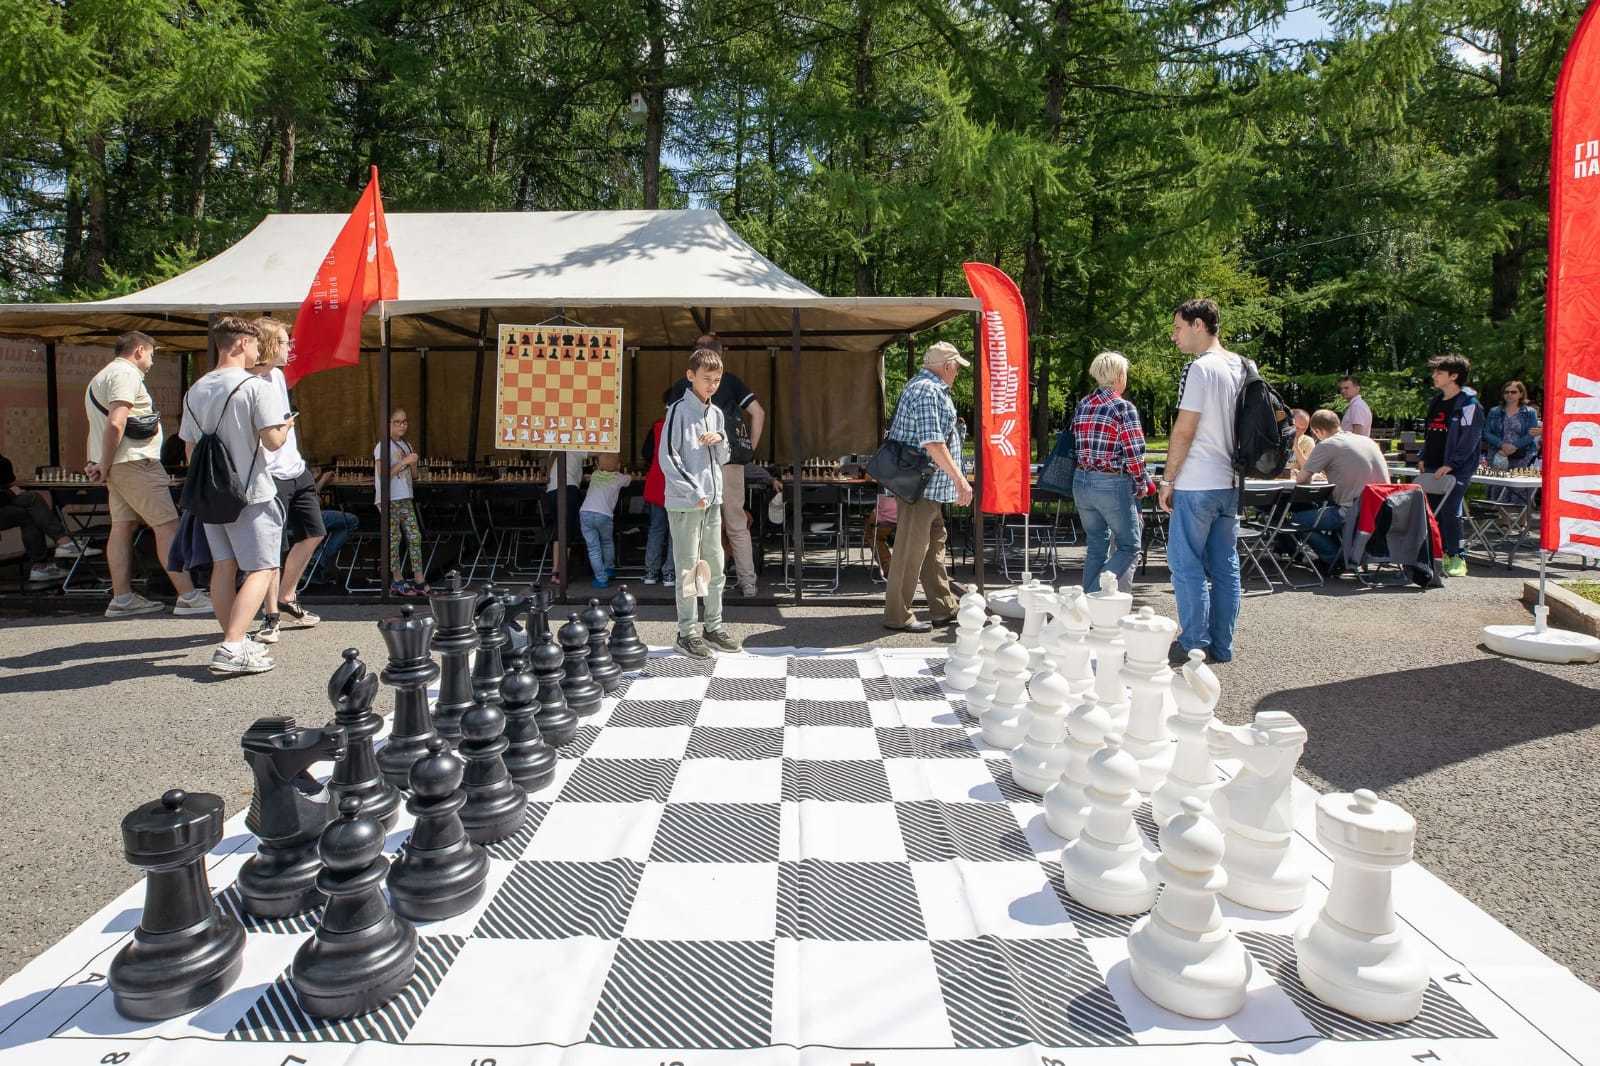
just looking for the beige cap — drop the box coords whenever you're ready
[923,341,971,369]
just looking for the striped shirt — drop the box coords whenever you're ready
[1072,387,1155,494]
[887,369,961,503]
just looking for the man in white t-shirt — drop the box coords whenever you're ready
[1338,376,1372,436]
[1158,298,1244,665]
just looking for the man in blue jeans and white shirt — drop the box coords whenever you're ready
[1159,298,1244,665]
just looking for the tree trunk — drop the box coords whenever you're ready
[277,117,297,212]
[852,0,876,296]
[486,115,500,177]
[1489,12,1523,325]
[642,0,667,209]
[62,154,83,288]
[189,117,213,242]
[1023,190,1049,455]
[732,87,745,217]
[83,133,108,285]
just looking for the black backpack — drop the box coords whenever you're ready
[1232,358,1296,479]
[180,377,260,525]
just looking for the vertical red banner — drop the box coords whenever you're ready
[962,263,1031,514]
[1545,1,1600,560]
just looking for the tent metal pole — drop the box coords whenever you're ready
[768,347,778,463]
[628,346,639,465]
[790,310,803,607]
[467,309,488,467]
[973,311,985,595]
[419,347,429,455]
[380,323,393,601]
[557,454,569,603]
[44,341,59,467]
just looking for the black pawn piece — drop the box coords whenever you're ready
[531,631,578,746]
[458,690,528,845]
[607,585,648,670]
[389,738,489,921]
[471,586,509,711]
[429,571,479,743]
[378,606,440,788]
[328,649,402,831]
[110,789,246,1020]
[559,613,603,716]
[582,598,623,694]
[292,797,417,1019]
[500,649,557,791]
[238,717,348,917]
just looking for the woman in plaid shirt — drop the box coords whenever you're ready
[1069,351,1156,593]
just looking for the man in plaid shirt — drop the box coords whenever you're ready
[882,342,974,633]
[1070,352,1154,594]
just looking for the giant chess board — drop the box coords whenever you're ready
[0,648,1596,1064]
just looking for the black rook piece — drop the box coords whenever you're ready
[238,717,348,917]
[328,648,402,830]
[559,613,603,716]
[389,738,490,921]
[471,586,509,711]
[531,631,578,746]
[110,789,246,1020]
[292,796,417,1018]
[458,683,528,844]
[378,606,440,788]
[500,649,557,791]
[526,585,553,644]
[429,571,479,743]
[607,585,648,669]
[582,597,623,694]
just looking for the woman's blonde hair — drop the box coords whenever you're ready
[1088,351,1129,389]
[253,317,289,367]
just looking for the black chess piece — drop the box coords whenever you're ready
[328,648,402,830]
[237,717,348,918]
[500,648,557,790]
[558,613,603,716]
[531,631,578,746]
[582,597,623,694]
[429,572,479,743]
[523,584,553,644]
[458,687,528,844]
[607,585,648,670]
[497,587,529,655]
[378,606,440,788]
[109,789,246,1020]
[471,585,508,710]
[291,796,418,1019]
[589,334,600,348]
[388,738,490,921]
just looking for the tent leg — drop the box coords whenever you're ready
[973,311,985,596]
[557,455,569,603]
[419,347,429,455]
[44,341,59,468]
[790,310,803,608]
[380,333,393,601]
[467,309,488,467]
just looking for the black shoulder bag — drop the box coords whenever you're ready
[867,392,935,503]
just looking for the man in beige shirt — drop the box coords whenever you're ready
[84,331,209,618]
[1290,408,1391,566]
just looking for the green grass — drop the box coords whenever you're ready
[1564,581,1600,606]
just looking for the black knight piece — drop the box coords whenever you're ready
[558,613,603,716]
[531,630,578,746]
[388,738,490,921]
[497,587,531,656]
[328,648,402,830]
[110,789,246,1020]
[458,684,529,844]
[582,597,623,693]
[471,585,509,710]
[607,584,648,669]
[291,796,417,1019]
[429,571,479,743]
[377,606,440,788]
[237,717,348,918]
[500,648,557,791]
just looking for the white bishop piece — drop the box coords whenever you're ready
[944,602,989,692]
[1084,571,1131,657]
[1043,694,1113,840]
[980,641,1032,751]
[1060,733,1159,915]
[1128,797,1254,1018]
[1009,670,1073,795]
[1295,789,1427,1023]
[1043,585,1094,695]
[965,619,1011,722]
[1209,711,1309,912]
[1119,606,1178,795]
[1152,650,1221,826]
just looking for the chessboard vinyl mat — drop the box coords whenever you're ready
[0,647,1595,1066]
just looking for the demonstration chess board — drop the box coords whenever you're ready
[496,324,622,453]
[0,649,1595,1065]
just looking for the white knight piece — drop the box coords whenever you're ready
[1209,710,1309,912]
[1043,586,1093,695]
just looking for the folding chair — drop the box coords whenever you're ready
[1236,485,1293,592]
[1276,483,1336,588]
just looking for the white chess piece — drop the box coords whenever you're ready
[1295,789,1427,1023]
[1152,650,1222,825]
[1010,670,1073,795]
[965,619,1011,722]
[1084,571,1130,655]
[1090,643,1130,734]
[959,588,987,614]
[980,641,1032,751]
[1060,733,1159,914]
[944,602,988,692]
[1043,694,1113,840]
[1120,606,1178,795]
[1045,585,1094,695]
[1018,579,1054,675]
[1128,797,1254,1019]
[1209,711,1309,912]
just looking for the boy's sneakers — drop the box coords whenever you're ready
[279,599,320,627]
[173,589,214,616]
[106,593,164,618]
[593,578,612,590]
[1442,553,1468,578]
[674,632,713,659]
[662,571,675,587]
[28,563,67,584]
[210,643,275,675]
[253,615,282,644]
[605,567,616,580]
[703,628,743,653]
[643,574,659,585]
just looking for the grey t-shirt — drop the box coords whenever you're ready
[1303,431,1390,507]
[178,368,283,507]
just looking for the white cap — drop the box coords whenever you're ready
[922,341,971,370]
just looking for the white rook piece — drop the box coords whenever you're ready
[1119,606,1178,795]
[1152,650,1222,826]
[1044,586,1094,696]
[1084,572,1131,656]
[980,641,1032,751]
[1060,733,1159,914]
[1090,643,1130,735]
[944,602,989,692]
[1044,694,1113,840]
[1295,789,1427,1023]
[1010,670,1073,795]
[1209,711,1309,912]
[965,619,1011,722]
[1128,797,1253,1019]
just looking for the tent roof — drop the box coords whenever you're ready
[0,210,977,353]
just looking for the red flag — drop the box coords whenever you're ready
[285,166,398,388]
[963,263,1031,514]
[1544,2,1600,560]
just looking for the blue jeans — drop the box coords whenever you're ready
[1073,469,1141,593]
[579,511,616,578]
[1434,476,1471,557]
[1290,503,1346,564]
[1167,488,1241,661]
[310,510,359,580]
[645,503,673,579]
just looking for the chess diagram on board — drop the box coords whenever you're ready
[0,573,1595,1065]
[495,323,622,453]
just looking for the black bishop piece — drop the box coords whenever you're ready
[500,648,558,790]
[378,605,440,788]
[237,717,348,918]
[607,585,648,669]
[291,797,417,1018]
[531,630,577,746]
[582,597,623,693]
[429,571,479,743]
[559,612,603,716]
[389,738,490,921]
[327,648,402,830]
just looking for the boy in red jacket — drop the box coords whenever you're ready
[641,393,674,586]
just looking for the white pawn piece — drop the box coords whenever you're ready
[1152,650,1222,826]
[1060,733,1159,915]
[1043,694,1113,840]
[1090,643,1130,734]
[1128,797,1254,1019]
[1018,579,1055,675]
[1084,571,1131,656]
[1120,607,1179,795]
[1295,789,1427,1023]
[965,619,1011,722]
[1045,586,1094,696]
[959,588,987,616]
[1010,670,1074,795]
[944,602,989,692]
[1208,711,1309,912]
[980,641,1032,751]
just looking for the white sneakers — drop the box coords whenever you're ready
[27,563,67,584]
[104,593,165,618]
[173,589,214,616]
[53,541,101,559]
[210,643,274,675]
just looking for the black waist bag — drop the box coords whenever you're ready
[88,386,162,441]
[181,378,259,525]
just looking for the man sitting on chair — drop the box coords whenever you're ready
[1289,409,1390,569]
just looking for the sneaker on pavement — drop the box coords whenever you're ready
[253,616,282,644]
[28,563,67,583]
[54,541,101,559]
[210,644,275,675]
[279,599,320,627]
[662,572,675,587]
[1442,553,1468,578]
[106,593,164,618]
[703,628,743,653]
[173,589,214,616]
[674,632,713,659]
[643,574,659,585]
